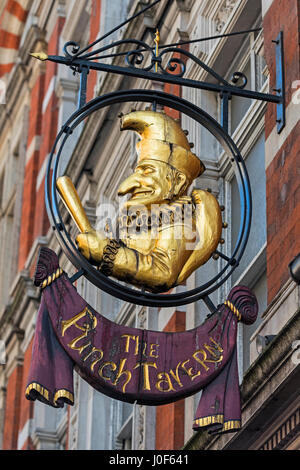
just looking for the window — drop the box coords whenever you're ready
[225,30,267,135]
[0,141,20,307]
[230,133,266,285]
[183,27,268,374]
[229,132,267,374]
[115,403,134,450]
[99,0,132,46]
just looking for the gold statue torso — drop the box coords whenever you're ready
[100,191,222,293]
[56,110,223,294]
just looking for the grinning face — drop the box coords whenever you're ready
[117,159,187,209]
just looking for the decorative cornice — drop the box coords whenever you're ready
[32,428,61,450]
[115,303,136,327]
[175,0,194,12]
[260,406,300,450]
[24,236,48,272]
[18,24,47,66]
[215,0,239,33]
[241,307,300,405]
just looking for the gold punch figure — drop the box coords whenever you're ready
[57,110,222,293]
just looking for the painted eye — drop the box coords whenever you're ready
[143,168,154,175]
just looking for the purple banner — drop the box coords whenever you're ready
[26,248,258,434]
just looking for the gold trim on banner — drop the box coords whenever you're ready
[26,383,74,407]
[41,268,64,289]
[222,420,241,432]
[193,414,224,428]
[53,389,74,406]
[194,415,241,432]
[25,382,50,402]
[224,300,242,322]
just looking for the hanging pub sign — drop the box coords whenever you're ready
[27,247,257,434]
[25,0,285,435]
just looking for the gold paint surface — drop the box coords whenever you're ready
[58,306,225,395]
[30,52,48,61]
[58,111,223,293]
[57,176,93,233]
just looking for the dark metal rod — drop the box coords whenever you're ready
[47,54,281,104]
[275,31,285,133]
[70,269,85,284]
[90,27,263,61]
[203,296,217,314]
[159,27,262,49]
[220,92,231,133]
[77,66,89,109]
[72,0,161,59]
[214,250,237,266]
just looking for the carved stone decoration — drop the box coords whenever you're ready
[138,307,147,330]
[136,404,145,450]
[215,0,238,32]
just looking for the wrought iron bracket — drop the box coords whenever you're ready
[33,29,286,135]
[273,31,285,133]
[45,88,252,309]
[29,0,286,309]
[77,65,90,109]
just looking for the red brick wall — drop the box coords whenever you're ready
[263,0,300,303]
[263,0,300,139]
[266,121,300,301]
[0,0,29,78]
[18,72,45,270]
[164,45,189,120]
[11,11,67,452]
[18,15,65,270]
[86,0,102,103]
[155,311,186,450]
[33,16,65,242]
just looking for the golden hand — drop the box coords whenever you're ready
[56,177,109,265]
[76,229,107,265]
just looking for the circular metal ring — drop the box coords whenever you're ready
[45,89,251,308]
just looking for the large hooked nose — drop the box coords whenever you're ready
[117,173,141,196]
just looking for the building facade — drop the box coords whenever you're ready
[0,0,299,451]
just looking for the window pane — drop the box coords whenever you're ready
[243,270,267,372]
[231,133,266,284]
[230,59,252,133]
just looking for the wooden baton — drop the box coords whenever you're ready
[56,176,93,233]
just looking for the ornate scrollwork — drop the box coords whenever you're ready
[63,41,81,59]
[62,38,248,90]
[158,49,186,77]
[125,42,155,72]
[156,47,230,85]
